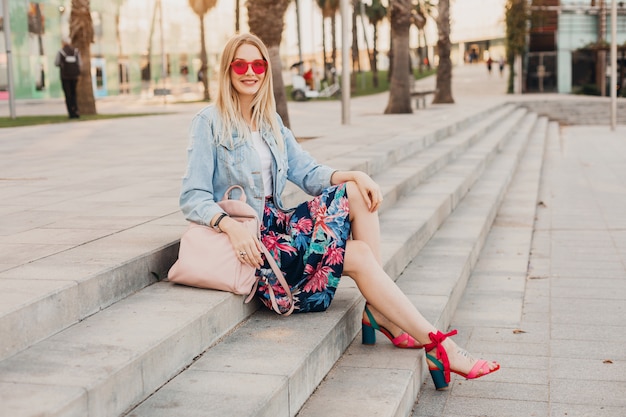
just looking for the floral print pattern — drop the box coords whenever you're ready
[255,184,351,313]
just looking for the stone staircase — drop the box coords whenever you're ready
[0,103,548,417]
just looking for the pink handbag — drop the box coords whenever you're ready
[168,185,294,315]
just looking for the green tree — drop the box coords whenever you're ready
[247,0,292,128]
[364,0,386,88]
[505,0,527,93]
[384,0,412,114]
[189,0,218,101]
[70,0,97,115]
[432,0,454,104]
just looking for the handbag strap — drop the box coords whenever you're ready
[223,184,294,315]
[244,243,295,316]
[222,184,246,203]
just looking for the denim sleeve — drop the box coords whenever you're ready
[281,117,334,196]
[179,113,225,225]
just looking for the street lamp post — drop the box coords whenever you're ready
[2,0,16,119]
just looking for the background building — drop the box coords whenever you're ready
[0,0,234,101]
[556,0,626,95]
[1,0,511,102]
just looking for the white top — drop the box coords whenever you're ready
[251,131,273,196]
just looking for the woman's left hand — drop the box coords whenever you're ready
[331,170,383,212]
[356,172,383,212]
[345,171,382,212]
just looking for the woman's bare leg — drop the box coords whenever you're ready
[345,181,407,337]
[343,239,499,376]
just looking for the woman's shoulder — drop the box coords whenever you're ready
[195,104,220,120]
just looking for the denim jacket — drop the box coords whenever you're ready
[180,105,335,225]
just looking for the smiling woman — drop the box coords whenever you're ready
[174,32,500,391]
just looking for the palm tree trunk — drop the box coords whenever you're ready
[384,0,412,114]
[372,25,379,88]
[70,0,97,115]
[235,0,240,32]
[331,14,337,73]
[199,14,210,101]
[351,1,359,90]
[433,0,454,103]
[268,45,289,125]
[321,17,327,76]
[247,0,292,128]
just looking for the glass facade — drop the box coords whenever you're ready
[557,2,626,93]
[0,0,236,100]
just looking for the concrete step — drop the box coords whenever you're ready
[124,108,532,417]
[296,114,548,417]
[0,104,521,417]
[0,102,515,363]
[517,99,626,126]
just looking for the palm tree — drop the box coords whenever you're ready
[188,0,218,101]
[316,0,340,76]
[505,0,527,94]
[384,0,412,114]
[364,0,386,87]
[432,0,454,103]
[247,0,292,128]
[70,0,97,115]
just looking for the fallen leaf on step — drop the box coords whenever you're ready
[513,329,526,334]
[603,359,613,364]
[537,201,547,207]
[528,275,547,280]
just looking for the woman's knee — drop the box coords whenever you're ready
[344,181,368,214]
[343,240,377,275]
[345,181,360,202]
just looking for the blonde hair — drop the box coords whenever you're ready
[215,33,284,150]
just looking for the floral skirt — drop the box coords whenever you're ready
[255,184,351,314]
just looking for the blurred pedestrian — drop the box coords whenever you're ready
[54,38,82,118]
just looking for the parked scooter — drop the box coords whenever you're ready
[290,62,340,101]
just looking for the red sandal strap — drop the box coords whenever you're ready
[423,330,458,383]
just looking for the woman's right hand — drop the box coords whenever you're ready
[219,216,264,269]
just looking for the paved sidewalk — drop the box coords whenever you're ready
[415,122,626,416]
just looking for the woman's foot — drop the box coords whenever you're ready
[362,304,423,349]
[424,330,500,390]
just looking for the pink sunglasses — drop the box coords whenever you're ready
[230,59,268,75]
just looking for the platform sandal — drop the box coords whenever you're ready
[361,304,423,349]
[424,330,500,390]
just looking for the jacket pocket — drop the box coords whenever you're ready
[216,136,247,164]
